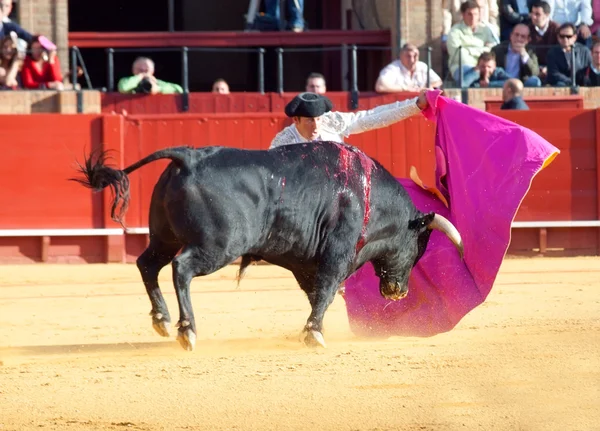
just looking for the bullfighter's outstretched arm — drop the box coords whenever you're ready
[320,97,422,138]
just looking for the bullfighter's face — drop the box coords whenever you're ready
[294,116,323,141]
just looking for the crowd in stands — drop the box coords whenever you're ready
[5,0,600,112]
[372,0,600,109]
[0,0,79,91]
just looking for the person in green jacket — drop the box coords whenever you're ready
[117,56,183,94]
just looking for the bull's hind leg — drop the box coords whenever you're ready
[171,245,233,351]
[136,240,182,337]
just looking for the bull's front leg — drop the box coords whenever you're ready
[295,269,346,349]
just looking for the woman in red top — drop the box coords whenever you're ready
[21,35,64,90]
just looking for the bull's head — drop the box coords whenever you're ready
[377,212,463,301]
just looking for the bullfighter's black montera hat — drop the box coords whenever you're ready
[284,92,333,118]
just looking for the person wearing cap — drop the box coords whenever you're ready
[269,90,429,149]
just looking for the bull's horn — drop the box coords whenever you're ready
[428,214,464,259]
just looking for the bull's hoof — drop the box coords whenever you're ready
[151,316,171,337]
[304,330,327,348]
[150,312,171,337]
[177,328,196,351]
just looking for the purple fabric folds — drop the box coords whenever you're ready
[344,91,560,337]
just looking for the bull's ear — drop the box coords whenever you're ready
[408,212,435,231]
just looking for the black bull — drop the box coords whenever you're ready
[71,141,463,351]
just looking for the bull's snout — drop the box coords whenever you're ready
[379,281,408,301]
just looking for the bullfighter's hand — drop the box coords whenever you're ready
[416,89,429,110]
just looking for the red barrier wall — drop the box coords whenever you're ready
[101,92,422,115]
[0,108,598,262]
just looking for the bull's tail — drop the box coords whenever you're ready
[70,146,194,227]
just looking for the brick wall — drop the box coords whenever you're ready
[352,0,449,83]
[0,91,101,114]
[17,0,69,79]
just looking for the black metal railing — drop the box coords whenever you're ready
[98,44,435,110]
[447,43,579,95]
[4,41,584,114]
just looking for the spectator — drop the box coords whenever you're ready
[212,78,230,94]
[375,43,442,92]
[470,51,512,87]
[118,57,183,94]
[492,23,542,86]
[577,40,600,85]
[528,0,560,74]
[501,78,530,109]
[499,0,535,41]
[442,0,500,42]
[20,35,64,90]
[545,0,593,47]
[305,72,326,94]
[0,1,31,44]
[447,0,498,87]
[0,33,21,89]
[1,0,12,22]
[264,0,304,32]
[547,22,591,85]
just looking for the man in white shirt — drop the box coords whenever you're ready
[545,0,593,47]
[375,43,443,93]
[269,91,429,149]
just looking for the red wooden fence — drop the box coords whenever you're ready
[0,107,597,263]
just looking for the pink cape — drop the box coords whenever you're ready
[343,90,560,338]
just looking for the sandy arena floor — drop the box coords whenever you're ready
[0,256,598,431]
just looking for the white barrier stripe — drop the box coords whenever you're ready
[0,229,124,237]
[125,227,150,234]
[0,222,599,237]
[511,221,600,228]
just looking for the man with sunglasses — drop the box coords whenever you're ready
[547,22,591,86]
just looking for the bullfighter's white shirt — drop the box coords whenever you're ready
[269,97,422,149]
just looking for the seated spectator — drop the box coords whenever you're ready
[0,33,21,89]
[1,0,12,22]
[576,40,600,85]
[305,72,326,94]
[442,0,500,43]
[492,23,542,86]
[499,0,534,41]
[118,57,183,94]
[470,52,511,87]
[212,78,230,94]
[545,0,593,48]
[0,0,32,44]
[528,0,560,79]
[447,0,499,87]
[501,78,530,109]
[375,43,442,92]
[21,35,64,90]
[547,22,591,86]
